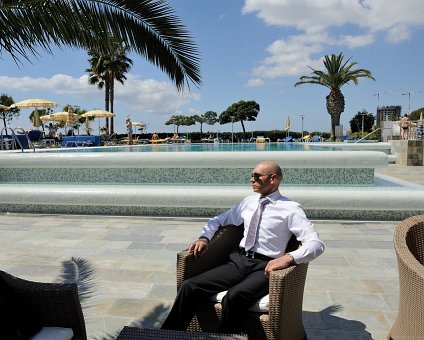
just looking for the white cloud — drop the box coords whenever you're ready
[0,74,200,117]
[386,26,411,43]
[241,0,424,81]
[338,34,375,48]
[242,0,424,39]
[242,0,366,33]
[251,33,325,78]
[245,78,265,87]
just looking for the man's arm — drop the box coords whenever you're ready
[188,236,209,258]
[265,208,325,276]
[264,253,295,277]
[189,202,244,258]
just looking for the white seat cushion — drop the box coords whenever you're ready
[30,327,74,340]
[212,291,269,313]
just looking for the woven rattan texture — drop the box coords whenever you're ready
[176,225,308,340]
[117,326,248,339]
[0,270,87,340]
[388,215,424,340]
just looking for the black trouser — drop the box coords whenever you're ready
[161,250,270,333]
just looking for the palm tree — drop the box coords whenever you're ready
[295,53,375,138]
[87,40,133,133]
[87,51,109,111]
[0,0,201,91]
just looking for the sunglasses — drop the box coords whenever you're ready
[251,173,273,181]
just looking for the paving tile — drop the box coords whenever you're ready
[306,277,363,293]
[328,292,390,311]
[360,279,399,294]
[0,212,409,339]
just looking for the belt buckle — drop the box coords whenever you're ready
[246,250,255,259]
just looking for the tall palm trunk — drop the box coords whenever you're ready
[105,81,110,131]
[326,89,345,138]
[109,74,115,134]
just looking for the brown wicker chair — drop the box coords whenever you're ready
[388,215,424,340]
[0,270,87,340]
[176,225,308,340]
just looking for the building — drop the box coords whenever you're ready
[376,105,402,127]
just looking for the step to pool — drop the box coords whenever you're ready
[0,183,423,220]
[2,150,420,220]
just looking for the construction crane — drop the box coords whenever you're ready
[373,92,384,108]
[402,90,424,113]
[374,89,402,108]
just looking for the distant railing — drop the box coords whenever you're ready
[355,128,381,143]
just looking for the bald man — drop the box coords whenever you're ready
[162,161,325,334]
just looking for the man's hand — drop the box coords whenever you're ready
[264,254,294,278]
[188,237,209,258]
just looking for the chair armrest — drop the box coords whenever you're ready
[176,225,244,290]
[268,263,308,321]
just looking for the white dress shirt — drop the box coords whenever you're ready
[200,190,325,264]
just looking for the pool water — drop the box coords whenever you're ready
[45,142,391,153]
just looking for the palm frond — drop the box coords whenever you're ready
[60,256,96,303]
[0,0,201,90]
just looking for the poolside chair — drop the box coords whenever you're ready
[176,225,308,340]
[102,132,117,145]
[388,215,424,340]
[277,136,293,143]
[0,270,87,340]
[27,130,44,147]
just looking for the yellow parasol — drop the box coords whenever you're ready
[81,109,115,118]
[32,110,42,127]
[284,116,290,131]
[40,112,78,125]
[10,99,59,109]
[11,98,59,128]
[132,121,145,138]
[81,110,115,135]
[284,116,290,137]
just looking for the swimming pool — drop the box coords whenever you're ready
[1,148,423,220]
[43,142,392,153]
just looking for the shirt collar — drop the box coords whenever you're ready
[260,190,281,204]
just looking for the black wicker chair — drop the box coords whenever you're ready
[176,225,308,340]
[0,270,87,340]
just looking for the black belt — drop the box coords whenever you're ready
[239,248,273,261]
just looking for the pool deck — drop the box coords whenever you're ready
[0,164,422,340]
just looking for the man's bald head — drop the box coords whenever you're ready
[255,161,283,181]
[250,161,283,195]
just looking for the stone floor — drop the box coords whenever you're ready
[0,214,399,340]
[375,163,424,185]
[0,164,422,340]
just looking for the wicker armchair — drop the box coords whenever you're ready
[176,225,308,340]
[0,270,87,340]
[388,215,424,340]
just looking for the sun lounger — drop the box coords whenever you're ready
[149,138,170,144]
[277,136,293,142]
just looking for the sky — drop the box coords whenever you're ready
[1,0,424,135]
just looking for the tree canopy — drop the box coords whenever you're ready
[349,110,375,133]
[295,53,375,138]
[219,100,260,133]
[410,108,424,121]
[193,111,218,133]
[165,114,195,133]
[0,93,19,127]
